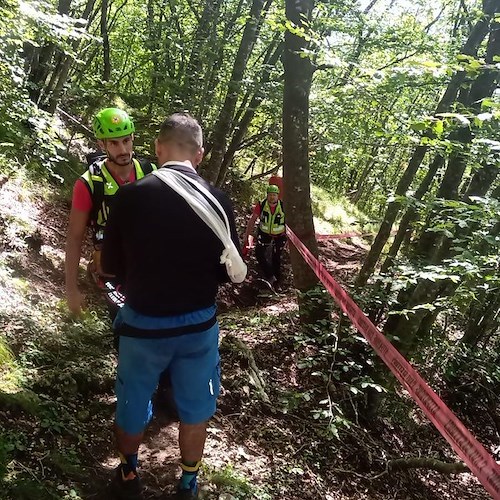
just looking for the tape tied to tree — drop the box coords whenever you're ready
[286,225,500,500]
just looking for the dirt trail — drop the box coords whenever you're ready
[0,176,490,499]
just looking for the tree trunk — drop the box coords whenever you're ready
[381,154,445,273]
[461,289,500,347]
[202,0,271,185]
[350,145,379,204]
[101,0,111,82]
[216,39,283,185]
[388,52,500,355]
[45,0,97,113]
[26,0,72,104]
[415,18,500,261]
[181,0,223,110]
[355,145,428,286]
[283,0,329,325]
[197,0,246,122]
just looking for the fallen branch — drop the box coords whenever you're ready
[388,457,469,474]
[224,335,270,403]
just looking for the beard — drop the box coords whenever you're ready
[107,151,132,166]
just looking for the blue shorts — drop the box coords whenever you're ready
[115,320,220,434]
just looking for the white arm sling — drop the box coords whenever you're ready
[152,168,247,284]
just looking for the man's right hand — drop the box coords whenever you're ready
[66,287,84,316]
[242,234,254,258]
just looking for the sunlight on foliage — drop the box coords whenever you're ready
[0,340,23,393]
[205,464,272,499]
[310,184,373,235]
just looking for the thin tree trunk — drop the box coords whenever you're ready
[461,288,500,347]
[101,0,111,81]
[45,0,97,113]
[146,0,161,115]
[351,145,379,203]
[380,155,444,273]
[197,0,246,122]
[26,0,72,104]
[283,0,330,325]
[355,145,428,286]
[181,0,223,108]
[202,0,271,185]
[216,40,283,185]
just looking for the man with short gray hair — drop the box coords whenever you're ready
[102,112,241,499]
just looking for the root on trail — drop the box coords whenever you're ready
[388,457,469,474]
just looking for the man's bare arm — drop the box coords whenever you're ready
[65,208,88,315]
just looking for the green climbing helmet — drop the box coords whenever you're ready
[93,108,135,139]
[267,184,280,194]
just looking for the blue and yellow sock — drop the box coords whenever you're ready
[179,460,201,491]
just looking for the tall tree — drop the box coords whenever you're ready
[45,0,97,113]
[283,0,330,324]
[26,0,73,104]
[180,0,223,112]
[101,0,111,82]
[217,38,283,184]
[202,0,271,185]
[384,13,500,355]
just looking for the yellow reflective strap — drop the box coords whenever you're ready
[133,158,145,179]
[81,171,95,193]
[100,164,120,194]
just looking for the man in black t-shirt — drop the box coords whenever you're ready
[102,113,241,500]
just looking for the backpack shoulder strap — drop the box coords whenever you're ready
[86,161,105,226]
[135,158,157,176]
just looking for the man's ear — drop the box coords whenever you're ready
[97,139,106,151]
[194,147,204,167]
[155,138,168,163]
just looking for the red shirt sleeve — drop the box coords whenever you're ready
[72,179,92,212]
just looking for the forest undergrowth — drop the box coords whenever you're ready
[0,168,493,500]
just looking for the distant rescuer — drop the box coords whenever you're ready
[65,107,156,317]
[243,183,286,288]
[101,112,243,499]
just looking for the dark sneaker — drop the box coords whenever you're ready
[176,476,198,499]
[109,466,144,500]
[255,277,277,293]
[176,487,198,499]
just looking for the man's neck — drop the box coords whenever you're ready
[160,159,195,171]
[105,159,134,181]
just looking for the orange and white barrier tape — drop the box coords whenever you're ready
[287,225,500,499]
